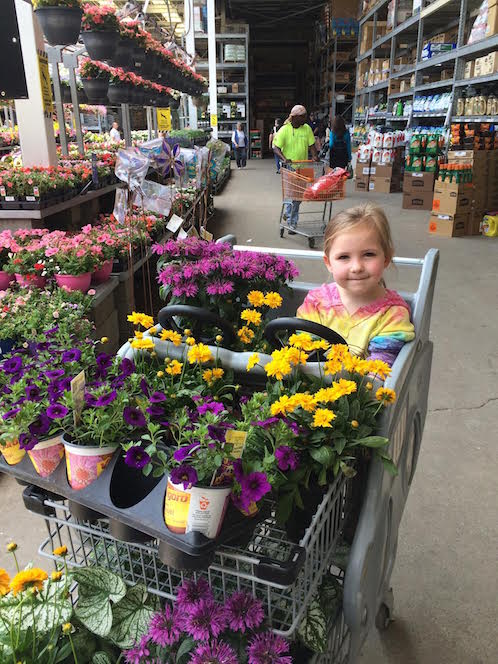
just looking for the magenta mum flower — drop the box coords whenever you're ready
[170,465,198,489]
[240,472,271,503]
[176,577,213,612]
[185,599,227,641]
[147,604,182,647]
[225,591,264,632]
[247,631,292,664]
[189,639,238,664]
[275,446,299,471]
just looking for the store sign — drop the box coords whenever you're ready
[210,113,218,127]
[156,107,171,131]
[37,50,52,115]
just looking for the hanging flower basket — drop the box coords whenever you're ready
[107,83,131,105]
[34,6,83,47]
[82,30,119,61]
[28,434,65,478]
[81,77,109,103]
[108,38,134,67]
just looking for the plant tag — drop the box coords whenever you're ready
[200,226,213,241]
[33,187,40,197]
[0,187,6,197]
[187,226,199,238]
[25,196,36,202]
[5,196,14,202]
[177,228,188,239]
[166,213,183,232]
[225,430,248,458]
[71,370,86,427]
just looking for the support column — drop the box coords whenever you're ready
[207,0,218,139]
[14,0,57,167]
[184,0,198,129]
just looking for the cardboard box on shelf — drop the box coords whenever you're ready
[232,83,239,93]
[474,55,487,77]
[432,181,472,217]
[403,191,434,210]
[389,79,402,93]
[403,172,435,192]
[483,51,498,75]
[486,2,498,38]
[370,164,402,178]
[464,60,475,78]
[428,213,467,237]
[369,177,401,193]
[355,174,370,192]
[467,208,483,235]
[447,150,488,172]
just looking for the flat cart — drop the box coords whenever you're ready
[12,244,438,663]
[280,160,346,248]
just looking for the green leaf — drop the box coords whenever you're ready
[318,466,327,486]
[310,445,335,468]
[350,399,360,420]
[92,653,112,664]
[379,454,398,476]
[73,567,126,637]
[336,397,349,419]
[16,581,73,634]
[276,491,295,524]
[67,626,97,663]
[318,573,343,620]
[73,567,127,605]
[297,598,328,653]
[354,436,389,448]
[339,461,357,478]
[107,584,158,649]
[334,437,347,455]
[176,636,196,662]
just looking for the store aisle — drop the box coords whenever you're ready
[212,159,498,664]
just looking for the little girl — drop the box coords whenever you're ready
[297,204,415,367]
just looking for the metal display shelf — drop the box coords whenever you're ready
[451,115,498,122]
[353,0,498,128]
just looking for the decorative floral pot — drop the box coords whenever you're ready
[28,434,65,478]
[81,77,109,103]
[63,438,116,491]
[34,6,82,46]
[0,271,14,290]
[81,30,119,61]
[55,272,91,293]
[91,260,113,285]
[1,439,25,466]
[164,479,232,539]
[15,273,47,289]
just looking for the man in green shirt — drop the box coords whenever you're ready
[273,105,318,233]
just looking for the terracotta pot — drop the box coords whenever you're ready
[55,272,91,293]
[15,273,47,289]
[0,271,14,290]
[91,260,113,285]
[63,437,116,491]
[28,434,65,478]
[1,439,25,465]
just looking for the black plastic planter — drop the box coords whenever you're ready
[68,499,106,523]
[34,6,82,46]
[82,30,119,61]
[108,38,134,67]
[81,77,109,103]
[107,83,130,105]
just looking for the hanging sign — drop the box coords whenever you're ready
[210,113,218,127]
[156,107,172,131]
[37,50,52,115]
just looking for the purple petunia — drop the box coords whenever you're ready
[189,640,238,664]
[25,384,42,402]
[176,578,213,612]
[240,472,271,504]
[125,446,151,469]
[170,465,198,489]
[255,417,280,429]
[119,358,136,377]
[96,353,112,376]
[19,432,38,451]
[232,458,244,482]
[140,378,150,397]
[46,404,69,419]
[61,348,82,363]
[2,407,21,420]
[95,390,117,407]
[85,392,98,407]
[208,422,234,443]
[123,635,150,664]
[247,631,292,664]
[275,446,299,472]
[224,591,264,633]
[123,406,147,428]
[197,400,225,416]
[146,404,165,419]
[45,369,65,380]
[282,417,300,436]
[55,376,72,393]
[149,391,167,403]
[173,443,199,463]
[29,413,51,437]
[185,599,227,641]
[147,604,182,647]
[2,356,22,374]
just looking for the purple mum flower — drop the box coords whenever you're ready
[45,369,65,380]
[124,635,150,664]
[225,591,264,632]
[125,446,151,469]
[123,406,147,428]
[170,464,198,489]
[46,403,69,419]
[2,356,22,374]
[247,631,292,664]
[173,443,198,463]
[185,599,227,641]
[240,472,271,504]
[61,348,82,363]
[2,407,21,420]
[147,604,182,647]
[275,446,299,472]
[149,391,167,403]
[95,390,117,407]
[19,432,38,451]
[189,640,238,664]
[176,578,213,612]
[29,413,51,437]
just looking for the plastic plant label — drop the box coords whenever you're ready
[5,196,14,202]
[0,187,6,197]
[187,486,231,538]
[25,196,36,202]
[187,226,199,238]
[71,370,86,427]
[225,430,247,458]
[33,187,40,196]
[113,188,128,225]
[164,480,191,534]
[200,226,213,241]
[166,214,183,233]
[177,228,188,240]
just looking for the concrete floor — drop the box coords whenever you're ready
[1,159,497,662]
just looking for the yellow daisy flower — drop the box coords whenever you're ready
[263,292,283,309]
[202,368,224,384]
[375,387,396,404]
[312,408,337,428]
[328,344,349,360]
[247,290,265,307]
[241,309,262,326]
[212,368,224,380]
[134,330,144,340]
[285,347,309,367]
[53,545,67,557]
[288,332,314,352]
[323,358,342,375]
[292,392,317,412]
[51,571,63,582]
[131,338,155,351]
[265,358,292,381]
[367,359,392,380]
[238,326,255,344]
[10,568,48,595]
[335,379,357,396]
[188,343,213,364]
[312,339,330,351]
[165,360,183,376]
[186,337,196,346]
[270,395,296,416]
[246,353,260,371]
[6,542,17,552]
[160,329,182,346]
[0,569,10,596]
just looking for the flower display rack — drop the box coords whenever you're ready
[211,161,231,196]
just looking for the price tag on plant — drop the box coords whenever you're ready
[166,213,183,233]
[225,430,248,458]
[33,187,39,197]
[71,370,86,427]
[200,226,213,241]
[177,228,188,240]
[0,187,6,197]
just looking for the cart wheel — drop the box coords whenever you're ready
[280,227,284,238]
[375,603,392,631]
[308,237,315,249]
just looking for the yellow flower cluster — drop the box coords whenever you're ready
[375,387,396,404]
[312,408,337,428]
[187,343,214,364]
[269,379,358,418]
[166,360,183,376]
[127,312,155,329]
[247,290,283,309]
[160,329,182,346]
[238,326,255,344]
[131,337,155,351]
[246,353,260,371]
[9,568,48,595]
[203,368,224,385]
[241,309,262,326]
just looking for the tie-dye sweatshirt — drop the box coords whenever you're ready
[296,282,415,367]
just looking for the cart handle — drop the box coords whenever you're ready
[265,317,346,351]
[158,305,237,345]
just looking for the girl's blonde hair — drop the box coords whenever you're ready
[323,204,394,261]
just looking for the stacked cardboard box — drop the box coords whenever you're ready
[402,172,435,210]
[429,178,472,237]
[355,158,372,192]
[448,150,490,234]
[488,2,498,37]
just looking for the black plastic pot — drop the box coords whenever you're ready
[82,30,119,61]
[68,499,106,523]
[81,77,109,103]
[107,83,130,105]
[109,519,153,544]
[284,484,326,544]
[169,97,180,110]
[34,6,82,46]
[108,38,134,67]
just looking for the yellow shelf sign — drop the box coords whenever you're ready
[37,51,52,115]
[210,113,218,127]
[156,107,172,132]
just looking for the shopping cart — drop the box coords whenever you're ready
[280,160,346,248]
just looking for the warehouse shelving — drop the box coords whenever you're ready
[353,0,498,129]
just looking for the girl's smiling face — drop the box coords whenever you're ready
[324,223,390,298]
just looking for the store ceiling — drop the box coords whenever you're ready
[226,0,326,27]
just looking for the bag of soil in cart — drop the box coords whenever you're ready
[303,168,348,200]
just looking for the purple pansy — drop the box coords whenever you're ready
[123,406,147,428]
[169,464,198,489]
[124,446,151,469]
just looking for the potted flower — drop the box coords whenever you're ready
[51,238,103,292]
[107,66,133,105]
[79,57,110,102]
[5,244,51,289]
[0,230,14,290]
[33,0,83,47]
[81,2,120,61]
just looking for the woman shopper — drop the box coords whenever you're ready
[329,116,352,169]
[231,122,248,168]
[269,118,283,173]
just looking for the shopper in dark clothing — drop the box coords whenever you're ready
[329,116,351,169]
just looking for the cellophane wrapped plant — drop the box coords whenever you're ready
[123,577,292,664]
